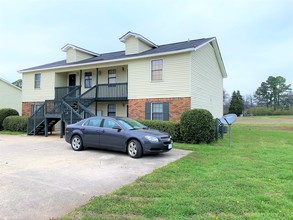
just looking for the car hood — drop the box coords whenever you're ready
[132,129,169,137]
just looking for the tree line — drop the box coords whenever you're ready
[225,76,293,116]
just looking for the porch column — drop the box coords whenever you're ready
[44,118,48,137]
[79,70,82,95]
[95,68,99,115]
[60,120,65,138]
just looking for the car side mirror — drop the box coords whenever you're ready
[112,125,122,131]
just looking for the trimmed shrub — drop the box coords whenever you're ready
[138,120,182,142]
[3,116,28,132]
[0,108,19,130]
[180,109,215,144]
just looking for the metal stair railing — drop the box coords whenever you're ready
[61,100,84,125]
[79,85,96,100]
[62,86,81,101]
[27,103,46,135]
[77,102,95,118]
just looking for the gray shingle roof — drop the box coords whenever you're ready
[20,37,214,72]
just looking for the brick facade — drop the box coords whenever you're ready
[128,97,191,122]
[22,102,44,116]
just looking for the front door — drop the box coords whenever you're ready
[68,74,76,96]
[69,74,76,86]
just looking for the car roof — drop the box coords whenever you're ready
[87,116,125,120]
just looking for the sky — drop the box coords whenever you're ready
[0,0,292,97]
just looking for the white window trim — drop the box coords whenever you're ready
[34,73,41,89]
[150,58,164,82]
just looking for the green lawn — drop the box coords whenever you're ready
[64,117,293,220]
[0,130,25,135]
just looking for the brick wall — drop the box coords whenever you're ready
[128,97,191,122]
[22,102,44,116]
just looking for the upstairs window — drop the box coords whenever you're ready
[84,72,92,88]
[34,73,41,89]
[151,59,163,81]
[108,69,116,84]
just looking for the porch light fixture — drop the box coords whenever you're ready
[122,67,124,71]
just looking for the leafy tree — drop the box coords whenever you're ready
[244,94,254,110]
[12,79,22,88]
[254,76,291,110]
[223,89,230,113]
[229,90,244,116]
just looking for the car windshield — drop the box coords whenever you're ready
[118,118,147,130]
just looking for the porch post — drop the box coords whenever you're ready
[60,120,64,138]
[45,118,48,137]
[79,70,82,95]
[95,68,99,115]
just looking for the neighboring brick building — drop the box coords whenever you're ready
[19,32,227,134]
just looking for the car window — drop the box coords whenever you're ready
[118,118,147,130]
[85,118,102,127]
[103,119,120,129]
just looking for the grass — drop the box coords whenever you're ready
[0,130,25,135]
[63,117,293,220]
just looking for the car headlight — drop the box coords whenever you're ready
[145,135,159,143]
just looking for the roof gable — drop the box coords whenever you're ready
[119,31,158,48]
[61,43,99,63]
[0,77,22,91]
[61,44,99,56]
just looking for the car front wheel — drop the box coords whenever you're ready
[127,139,142,158]
[71,135,84,151]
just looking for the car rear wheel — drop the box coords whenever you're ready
[71,135,84,151]
[127,139,142,158]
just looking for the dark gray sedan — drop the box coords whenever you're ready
[65,117,173,158]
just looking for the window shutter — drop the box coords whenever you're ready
[163,102,169,121]
[145,102,151,120]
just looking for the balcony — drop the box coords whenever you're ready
[55,83,128,101]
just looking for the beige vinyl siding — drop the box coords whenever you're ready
[97,66,127,84]
[125,36,152,55]
[190,43,224,118]
[22,70,55,102]
[0,80,22,114]
[128,53,191,99]
[66,48,94,63]
[138,40,152,53]
[55,73,67,87]
[95,102,127,117]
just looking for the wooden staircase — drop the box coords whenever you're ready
[27,87,95,136]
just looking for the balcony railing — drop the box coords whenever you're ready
[97,83,128,100]
[55,83,128,101]
[55,86,81,101]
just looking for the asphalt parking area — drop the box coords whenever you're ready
[0,134,191,220]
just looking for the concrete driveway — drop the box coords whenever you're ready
[0,134,190,220]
